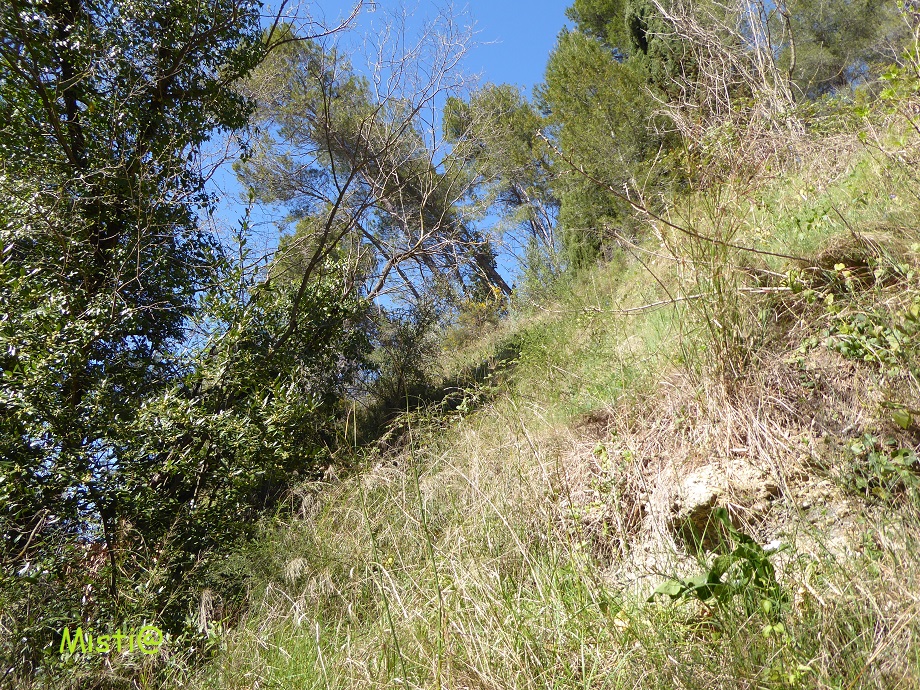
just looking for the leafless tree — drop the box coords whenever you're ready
[649,0,803,149]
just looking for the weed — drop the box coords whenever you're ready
[650,508,787,620]
[840,433,920,502]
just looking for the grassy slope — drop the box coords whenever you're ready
[182,122,920,689]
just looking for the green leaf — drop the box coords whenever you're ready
[892,409,912,430]
[649,579,686,601]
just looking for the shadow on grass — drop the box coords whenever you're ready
[354,333,524,450]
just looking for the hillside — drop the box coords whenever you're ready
[180,115,920,689]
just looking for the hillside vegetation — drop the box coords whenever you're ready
[186,76,920,690]
[5,1,920,689]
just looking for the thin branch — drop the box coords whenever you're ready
[539,131,810,264]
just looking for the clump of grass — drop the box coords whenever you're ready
[183,400,624,689]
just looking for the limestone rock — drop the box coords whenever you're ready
[667,461,780,549]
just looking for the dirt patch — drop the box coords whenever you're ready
[554,347,892,591]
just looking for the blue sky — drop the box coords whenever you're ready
[313,0,568,93]
[464,0,568,91]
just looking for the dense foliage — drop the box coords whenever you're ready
[0,0,372,683]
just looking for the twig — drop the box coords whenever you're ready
[538,131,811,264]
[533,292,710,316]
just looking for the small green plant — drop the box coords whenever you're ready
[842,434,920,501]
[826,297,920,374]
[650,508,786,618]
[445,287,508,349]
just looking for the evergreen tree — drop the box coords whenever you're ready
[780,0,907,98]
[539,24,668,266]
[444,84,561,275]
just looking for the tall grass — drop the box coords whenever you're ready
[183,391,920,689]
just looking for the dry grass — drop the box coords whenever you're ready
[185,354,920,688]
